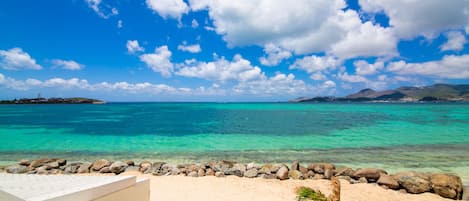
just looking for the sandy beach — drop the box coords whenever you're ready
[118,171,454,201]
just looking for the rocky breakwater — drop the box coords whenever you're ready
[1,158,465,200]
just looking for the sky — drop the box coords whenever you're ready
[0,0,468,101]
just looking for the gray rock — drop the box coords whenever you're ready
[233,163,246,174]
[276,166,289,180]
[49,169,62,174]
[205,168,215,176]
[6,165,28,174]
[215,172,225,177]
[30,158,55,168]
[289,170,304,180]
[188,171,198,177]
[392,172,431,194]
[125,160,135,166]
[335,167,355,177]
[56,159,67,166]
[377,174,399,189]
[313,174,325,180]
[91,159,111,171]
[260,174,277,179]
[291,161,300,171]
[198,169,205,177]
[430,173,463,199]
[36,166,48,175]
[307,170,315,179]
[99,166,112,173]
[225,168,243,177]
[139,161,152,174]
[64,163,82,174]
[246,162,257,170]
[358,177,368,183]
[45,161,60,169]
[110,161,128,175]
[244,169,258,178]
[214,160,235,172]
[352,168,387,181]
[18,159,30,166]
[77,163,91,174]
[324,168,333,179]
[125,166,140,172]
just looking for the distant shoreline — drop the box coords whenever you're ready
[0,97,105,104]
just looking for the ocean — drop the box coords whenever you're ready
[0,103,468,180]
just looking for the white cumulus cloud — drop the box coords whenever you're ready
[146,0,189,20]
[353,60,384,75]
[51,59,84,70]
[0,48,42,70]
[289,55,340,74]
[84,0,118,19]
[359,0,469,39]
[140,46,174,77]
[126,40,145,54]
[176,54,264,82]
[440,31,467,52]
[387,54,469,79]
[177,42,201,53]
[259,43,292,66]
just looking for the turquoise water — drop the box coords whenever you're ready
[0,103,468,179]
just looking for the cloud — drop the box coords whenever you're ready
[338,72,368,83]
[353,60,384,75]
[387,54,469,79]
[146,0,189,20]
[126,40,145,54]
[359,0,469,39]
[51,59,84,70]
[289,55,340,74]
[84,0,118,19]
[0,73,192,94]
[0,48,42,70]
[440,31,467,51]
[310,72,327,81]
[117,20,123,29]
[176,54,264,82]
[140,46,174,77]
[233,73,311,96]
[259,43,292,66]
[177,42,201,53]
[191,19,199,28]
[329,16,397,59]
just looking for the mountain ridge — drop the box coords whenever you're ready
[290,84,469,102]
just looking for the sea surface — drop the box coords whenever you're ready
[0,103,468,180]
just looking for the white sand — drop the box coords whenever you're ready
[119,171,453,201]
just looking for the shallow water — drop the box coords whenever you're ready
[0,103,468,180]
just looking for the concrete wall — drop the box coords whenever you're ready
[94,179,150,201]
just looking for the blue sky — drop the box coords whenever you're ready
[0,0,468,101]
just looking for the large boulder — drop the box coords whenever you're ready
[125,160,135,166]
[244,169,258,178]
[91,159,111,171]
[289,170,304,180]
[308,163,335,174]
[18,159,31,166]
[139,161,152,174]
[352,168,387,181]
[335,167,355,177]
[392,172,431,194]
[259,164,280,174]
[430,173,463,200]
[276,166,289,180]
[110,161,128,175]
[214,160,235,173]
[5,165,28,174]
[291,161,300,171]
[77,163,91,174]
[29,158,55,168]
[64,163,82,174]
[377,174,400,189]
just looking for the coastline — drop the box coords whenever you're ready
[2,158,465,200]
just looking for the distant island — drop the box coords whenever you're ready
[290,84,469,103]
[0,96,106,104]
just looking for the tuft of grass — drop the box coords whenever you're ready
[296,186,329,201]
